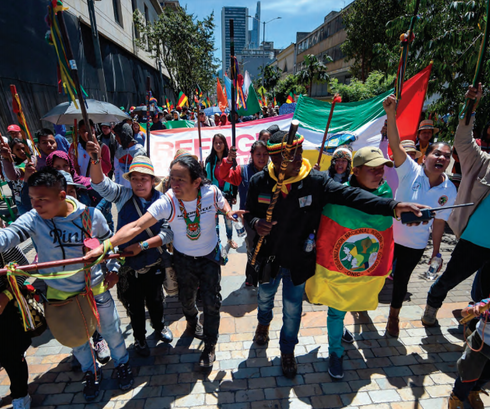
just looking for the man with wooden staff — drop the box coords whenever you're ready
[244,127,426,379]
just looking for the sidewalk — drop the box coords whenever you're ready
[0,234,480,409]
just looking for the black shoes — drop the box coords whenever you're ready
[83,369,103,401]
[186,319,205,340]
[134,339,150,357]
[116,363,134,391]
[281,353,297,379]
[199,343,216,368]
[328,352,344,379]
[159,326,174,343]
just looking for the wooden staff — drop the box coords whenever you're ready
[0,252,132,276]
[195,94,203,164]
[315,94,341,168]
[460,301,490,325]
[251,120,300,266]
[229,19,237,169]
[10,85,37,159]
[146,76,151,157]
[55,8,97,160]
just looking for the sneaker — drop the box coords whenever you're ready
[281,353,297,378]
[83,370,102,401]
[199,343,216,368]
[12,394,31,409]
[159,326,174,343]
[93,338,111,365]
[254,323,270,346]
[468,390,487,409]
[116,363,134,391]
[134,339,150,357]
[186,319,204,340]
[448,392,464,409]
[163,267,178,296]
[328,352,344,379]
[421,305,439,326]
[341,327,354,344]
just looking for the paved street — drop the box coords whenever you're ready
[0,231,481,409]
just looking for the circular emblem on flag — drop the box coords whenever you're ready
[438,195,448,206]
[333,228,384,277]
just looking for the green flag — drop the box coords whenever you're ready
[237,84,261,116]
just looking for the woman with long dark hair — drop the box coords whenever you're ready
[205,134,238,249]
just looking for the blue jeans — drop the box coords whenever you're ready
[215,213,233,241]
[73,291,129,373]
[327,307,347,357]
[257,267,305,354]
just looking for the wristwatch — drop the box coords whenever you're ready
[139,241,149,251]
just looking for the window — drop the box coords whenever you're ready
[144,4,149,25]
[113,0,123,27]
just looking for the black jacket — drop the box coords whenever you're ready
[244,168,398,285]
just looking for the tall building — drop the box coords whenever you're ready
[221,6,249,76]
[249,2,261,49]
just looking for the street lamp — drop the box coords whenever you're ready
[262,17,281,48]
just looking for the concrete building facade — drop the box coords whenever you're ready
[271,43,296,79]
[295,9,354,100]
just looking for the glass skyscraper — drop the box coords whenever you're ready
[221,6,249,76]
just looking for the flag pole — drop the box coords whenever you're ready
[195,94,203,165]
[55,8,97,161]
[146,76,151,157]
[316,94,341,169]
[229,19,237,169]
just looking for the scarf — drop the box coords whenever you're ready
[267,158,311,196]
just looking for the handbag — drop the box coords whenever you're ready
[13,286,47,338]
[132,197,178,294]
[44,207,99,348]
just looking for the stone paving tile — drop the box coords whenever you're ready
[0,236,481,408]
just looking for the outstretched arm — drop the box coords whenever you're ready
[383,94,407,168]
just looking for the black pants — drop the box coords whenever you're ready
[453,331,490,401]
[126,265,165,342]
[0,302,31,399]
[428,239,490,309]
[390,243,425,309]
[173,250,221,344]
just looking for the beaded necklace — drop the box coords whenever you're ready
[177,189,202,240]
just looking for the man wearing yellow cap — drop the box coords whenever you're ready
[244,129,425,380]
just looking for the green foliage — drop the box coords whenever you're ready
[329,71,395,102]
[274,75,306,105]
[386,0,490,137]
[134,7,219,100]
[341,0,404,81]
[295,54,331,97]
[258,65,282,91]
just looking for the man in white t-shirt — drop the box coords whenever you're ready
[383,95,457,337]
[86,154,244,369]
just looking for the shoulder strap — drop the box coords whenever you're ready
[132,196,164,254]
[81,207,92,239]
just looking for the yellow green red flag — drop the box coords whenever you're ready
[305,181,394,312]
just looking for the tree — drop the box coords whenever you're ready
[341,0,405,82]
[134,7,219,100]
[258,65,282,91]
[386,0,490,137]
[274,75,306,105]
[329,71,395,102]
[295,54,332,97]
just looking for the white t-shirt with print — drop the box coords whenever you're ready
[147,184,226,257]
[393,157,457,249]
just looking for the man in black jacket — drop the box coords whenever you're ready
[244,130,423,379]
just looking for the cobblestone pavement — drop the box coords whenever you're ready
[0,231,482,409]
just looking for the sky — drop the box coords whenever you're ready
[181,0,355,65]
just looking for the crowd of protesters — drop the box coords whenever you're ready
[0,84,488,409]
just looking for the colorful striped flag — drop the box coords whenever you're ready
[177,92,188,108]
[305,182,394,312]
[206,96,212,108]
[286,92,294,104]
[195,85,203,98]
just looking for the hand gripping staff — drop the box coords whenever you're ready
[460,0,490,125]
[250,120,300,266]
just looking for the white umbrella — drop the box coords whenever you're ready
[41,99,130,125]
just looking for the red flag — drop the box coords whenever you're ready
[396,63,433,141]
